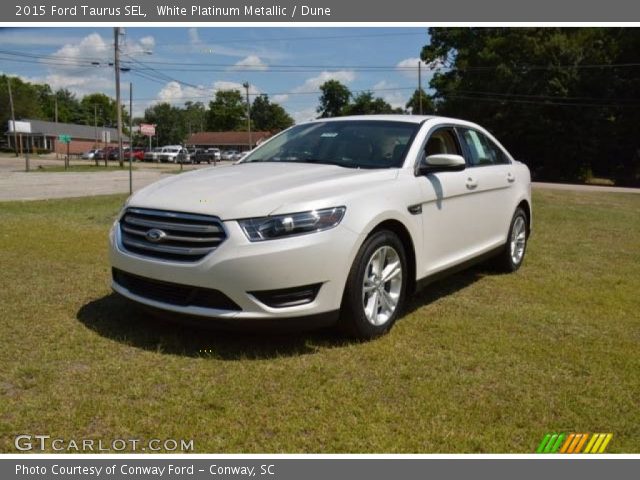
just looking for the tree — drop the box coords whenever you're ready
[317,80,351,118]
[183,101,206,135]
[144,102,187,145]
[405,88,435,115]
[80,93,119,129]
[343,91,399,115]
[52,89,83,124]
[0,75,44,132]
[251,95,294,131]
[206,90,246,131]
[421,27,640,184]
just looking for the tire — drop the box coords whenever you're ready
[494,207,529,272]
[339,230,408,339]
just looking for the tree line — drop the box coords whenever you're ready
[420,27,640,186]
[142,91,294,146]
[0,75,125,133]
[0,75,295,148]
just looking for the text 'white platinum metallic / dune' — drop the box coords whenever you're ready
[109,115,532,339]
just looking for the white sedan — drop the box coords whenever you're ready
[109,115,531,339]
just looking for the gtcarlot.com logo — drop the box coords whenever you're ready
[14,435,194,452]
[536,433,613,454]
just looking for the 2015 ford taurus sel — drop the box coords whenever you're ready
[109,115,531,339]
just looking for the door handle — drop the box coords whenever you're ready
[507,172,516,183]
[466,177,478,189]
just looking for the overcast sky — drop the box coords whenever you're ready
[0,27,433,123]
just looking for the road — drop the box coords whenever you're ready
[0,155,637,201]
[0,155,227,201]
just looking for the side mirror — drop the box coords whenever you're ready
[417,153,466,175]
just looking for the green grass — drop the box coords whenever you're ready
[0,190,638,453]
[33,165,138,173]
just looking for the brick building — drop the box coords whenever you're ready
[6,119,128,155]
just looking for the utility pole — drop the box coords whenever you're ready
[54,94,59,159]
[114,27,124,167]
[7,76,18,158]
[243,82,252,151]
[129,82,133,194]
[418,61,423,115]
[93,104,99,165]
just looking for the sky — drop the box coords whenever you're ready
[0,27,433,123]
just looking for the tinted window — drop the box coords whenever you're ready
[243,121,419,169]
[460,129,509,166]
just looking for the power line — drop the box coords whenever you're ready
[151,30,428,47]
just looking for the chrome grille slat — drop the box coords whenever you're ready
[120,225,221,243]
[123,215,223,233]
[121,236,214,256]
[119,208,227,262]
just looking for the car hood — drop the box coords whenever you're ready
[129,162,399,219]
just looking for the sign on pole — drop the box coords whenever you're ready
[58,134,71,144]
[8,120,31,133]
[140,123,156,136]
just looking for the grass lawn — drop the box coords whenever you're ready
[0,190,638,453]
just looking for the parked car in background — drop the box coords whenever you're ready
[82,149,100,160]
[144,147,165,162]
[220,150,235,161]
[123,147,145,161]
[231,151,245,161]
[95,148,118,160]
[176,148,192,164]
[159,145,184,163]
[194,148,221,164]
[109,115,532,339]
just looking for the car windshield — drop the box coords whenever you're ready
[242,120,419,169]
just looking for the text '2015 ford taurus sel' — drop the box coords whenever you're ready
[109,115,531,339]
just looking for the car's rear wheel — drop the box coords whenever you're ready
[339,230,407,339]
[494,207,529,272]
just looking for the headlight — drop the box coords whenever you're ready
[239,207,346,242]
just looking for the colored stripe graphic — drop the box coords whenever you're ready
[598,433,613,453]
[559,434,575,453]
[574,433,589,453]
[536,434,552,453]
[538,433,613,454]
[583,434,598,453]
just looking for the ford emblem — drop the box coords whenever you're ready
[145,228,167,243]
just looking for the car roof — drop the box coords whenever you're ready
[298,114,484,129]
[301,114,436,125]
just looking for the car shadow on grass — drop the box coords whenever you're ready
[77,265,492,360]
[77,293,351,360]
[403,264,491,317]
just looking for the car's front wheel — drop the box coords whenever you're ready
[340,230,407,339]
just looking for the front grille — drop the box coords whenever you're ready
[119,207,226,262]
[113,268,241,311]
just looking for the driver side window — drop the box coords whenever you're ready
[424,128,462,158]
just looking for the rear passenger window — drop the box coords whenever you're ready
[460,129,509,166]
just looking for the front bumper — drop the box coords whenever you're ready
[109,217,359,322]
